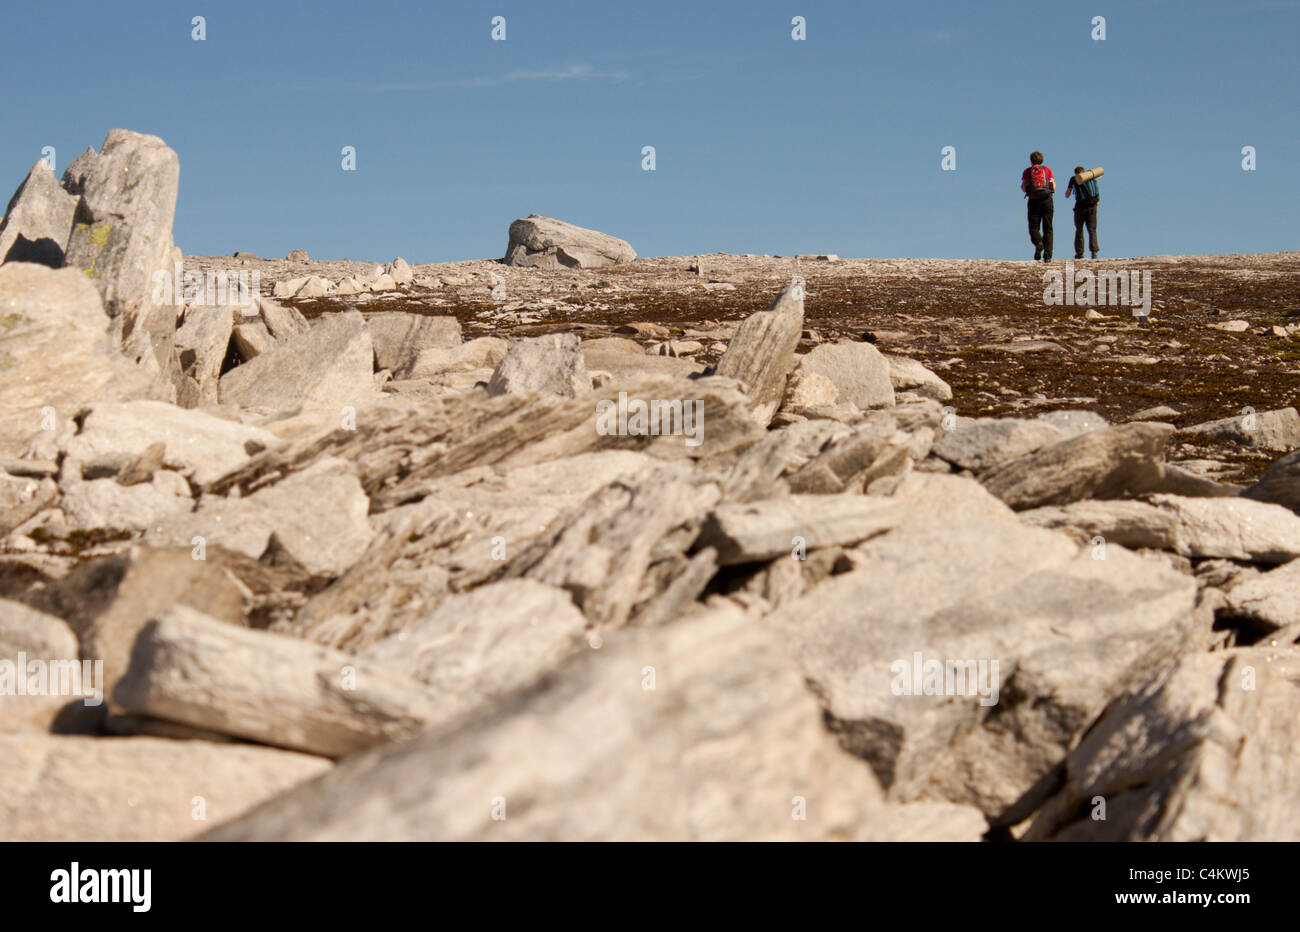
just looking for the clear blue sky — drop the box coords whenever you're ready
[3,0,1296,262]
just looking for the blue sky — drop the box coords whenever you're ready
[3,0,1296,261]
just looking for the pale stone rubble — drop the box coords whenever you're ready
[2,130,1299,842]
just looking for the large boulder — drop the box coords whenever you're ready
[366,312,461,373]
[1242,449,1300,513]
[61,130,183,399]
[0,160,77,266]
[0,263,151,458]
[487,333,589,398]
[799,341,895,411]
[765,513,1204,825]
[503,214,635,269]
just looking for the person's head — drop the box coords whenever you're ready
[1029,151,1044,165]
[1074,166,1085,175]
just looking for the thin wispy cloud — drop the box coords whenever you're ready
[355,64,630,92]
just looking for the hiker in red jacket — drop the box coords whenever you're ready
[1020,151,1055,262]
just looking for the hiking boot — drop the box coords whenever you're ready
[1043,253,1052,262]
[1091,251,1099,259]
[1033,248,1042,261]
[1074,254,1084,260]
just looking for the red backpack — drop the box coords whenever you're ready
[1027,165,1051,199]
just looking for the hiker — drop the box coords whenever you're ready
[1020,151,1055,261]
[1065,166,1100,259]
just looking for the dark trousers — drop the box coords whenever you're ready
[1027,197,1053,258]
[1073,203,1099,257]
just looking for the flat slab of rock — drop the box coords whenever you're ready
[203,602,986,841]
[698,494,904,565]
[932,418,1063,472]
[980,423,1172,510]
[61,400,278,488]
[1020,494,1300,563]
[115,606,441,759]
[1180,407,1300,452]
[218,309,377,414]
[1026,649,1300,840]
[0,733,329,841]
[504,214,636,269]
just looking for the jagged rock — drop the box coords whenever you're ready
[368,272,397,292]
[504,214,635,269]
[1242,450,1300,513]
[31,545,244,712]
[783,368,840,408]
[61,400,278,488]
[487,333,589,398]
[0,733,329,841]
[115,606,440,758]
[720,419,850,503]
[1020,495,1300,563]
[1223,560,1300,633]
[272,276,308,298]
[0,263,152,459]
[0,600,82,732]
[698,495,903,565]
[932,418,1063,472]
[286,249,309,262]
[980,423,1173,510]
[1025,649,1300,840]
[61,130,183,398]
[231,320,273,360]
[174,305,234,404]
[0,160,77,266]
[767,514,1204,825]
[887,471,1016,520]
[294,276,330,298]
[147,457,373,576]
[60,472,192,532]
[362,579,588,727]
[385,257,413,285]
[218,309,377,414]
[0,473,57,535]
[800,341,895,410]
[291,450,662,652]
[257,297,309,341]
[366,312,461,374]
[203,602,985,841]
[886,355,952,401]
[715,279,805,424]
[581,337,704,382]
[1181,407,1300,452]
[786,416,910,494]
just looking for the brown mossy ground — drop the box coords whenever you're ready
[198,250,1300,481]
